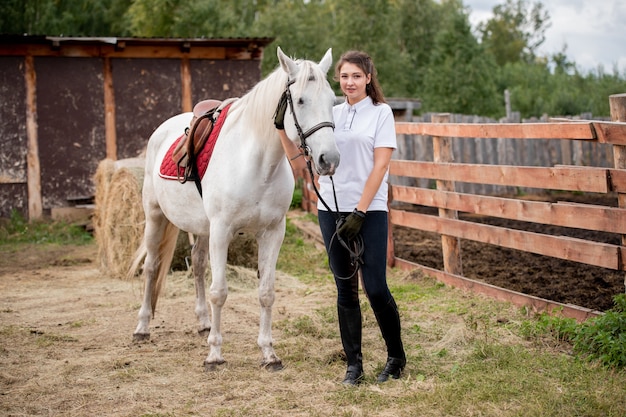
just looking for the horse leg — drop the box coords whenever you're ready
[133,212,171,341]
[191,235,211,336]
[204,225,231,369]
[256,220,285,370]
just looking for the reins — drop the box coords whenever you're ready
[277,79,364,280]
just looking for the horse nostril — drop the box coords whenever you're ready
[318,154,328,169]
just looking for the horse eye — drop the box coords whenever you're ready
[298,98,304,105]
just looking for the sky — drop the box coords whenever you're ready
[463,0,626,74]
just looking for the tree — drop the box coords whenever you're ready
[421,0,501,117]
[396,0,444,98]
[0,0,133,36]
[478,0,550,66]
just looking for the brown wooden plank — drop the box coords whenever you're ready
[25,55,42,219]
[592,121,626,145]
[103,57,117,160]
[393,258,601,322]
[389,160,609,193]
[432,113,463,276]
[391,186,626,234]
[395,122,596,140]
[390,209,621,270]
[180,57,192,113]
[0,44,227,60]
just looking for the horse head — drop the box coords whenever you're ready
[277,47,340,176]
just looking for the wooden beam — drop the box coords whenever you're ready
[609,93,626,289]
[103,57,117,160]
[390,209,622,270]
[390,160,609,193]
[391,186,626,234]
[395,121,597,140]
[393,258,601,322]
[24,55,42,220]
[181,57,192,113]
[432,113,462,276]
[593,121,626,145]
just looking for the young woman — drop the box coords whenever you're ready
[316,50,405,385]
[277,50,405,385]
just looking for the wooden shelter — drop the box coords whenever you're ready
[0,35,272,220]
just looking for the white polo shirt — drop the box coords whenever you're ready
[318,96,397,212]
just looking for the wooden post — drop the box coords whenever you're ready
[609,93,626,292]
[103,57,117,160]
[432,113,462,276]
[24,55,42,220]
[181,57,193,113]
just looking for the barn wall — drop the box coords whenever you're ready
[0,56,28,218]
[36,56,107,207]
[0,36,271,219]
[113,58,182,159]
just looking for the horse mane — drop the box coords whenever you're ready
[231,57,329,138]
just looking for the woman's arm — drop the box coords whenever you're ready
[278,129,307,172]
[356,147,393,212]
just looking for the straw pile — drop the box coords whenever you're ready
[93,158,146,279]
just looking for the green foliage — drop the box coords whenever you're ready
[574,294,626,368]
[290,179,303,210]
[277,217,332,285]
[478,0,551,66]
[0,210,93,245]
[421,0,501,117]
[520,295,626,369]
[1,0,625,118]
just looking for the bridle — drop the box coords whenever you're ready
[280,78,335,157]
[276,79,364,280]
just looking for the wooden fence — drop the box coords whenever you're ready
[299,93,626,321]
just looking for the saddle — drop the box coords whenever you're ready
[172,99,223,167]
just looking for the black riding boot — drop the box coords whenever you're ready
[337,304,364,385]
[373,298,406,382]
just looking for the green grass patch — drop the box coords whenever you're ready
[0,210,93,245]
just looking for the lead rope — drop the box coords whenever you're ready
[304,157,363,281]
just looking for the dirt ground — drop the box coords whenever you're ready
[0,242,345,416]
[0,205,624,416]
[392,193,625,312]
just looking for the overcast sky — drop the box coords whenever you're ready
[463,0,626,74]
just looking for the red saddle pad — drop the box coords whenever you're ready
[159,103,232,180]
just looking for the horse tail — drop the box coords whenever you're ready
[126,221,180,315]
[150,222,180,315]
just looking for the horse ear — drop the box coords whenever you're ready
[318,48,332,74]
[277,46,299,78]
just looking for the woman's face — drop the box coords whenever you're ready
[339,62,371,105]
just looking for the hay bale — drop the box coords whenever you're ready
[93,159,117,253]
[228,233,258,269]
[99,165,146,278]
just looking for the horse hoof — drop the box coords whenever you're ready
[197,327,210,337]
[133,333,150,342]
[261,361,284,372]
[203,359,226,372]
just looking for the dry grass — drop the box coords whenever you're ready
[1,212,625,416]
[93,158,146,279]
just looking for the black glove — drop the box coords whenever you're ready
[338,209,366,241]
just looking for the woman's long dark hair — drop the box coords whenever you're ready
[334,50,386,105]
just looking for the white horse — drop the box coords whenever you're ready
[128,47,339,370]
